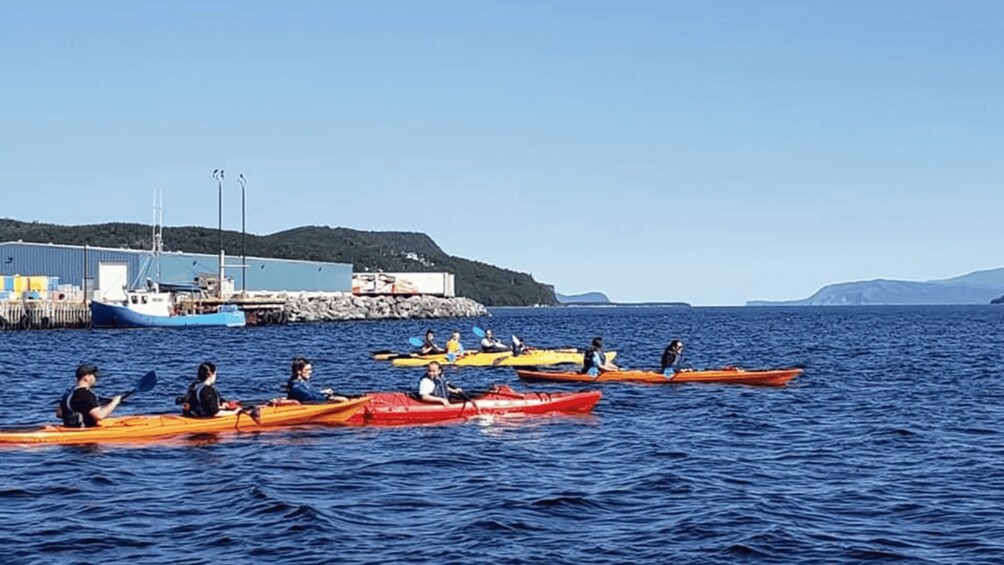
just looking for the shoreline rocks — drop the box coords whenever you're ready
[279,292,489,322]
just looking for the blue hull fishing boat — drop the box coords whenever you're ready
[89,190,247,329]
[90,298,245,328]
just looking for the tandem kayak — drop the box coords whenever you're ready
[387,350,617,368]
[330,385,601,426]
[516,367,803,387]
[0,397,371,445]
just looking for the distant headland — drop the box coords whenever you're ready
[0,218,555,307]
[556,291,689,308]
[748,267,1004,306]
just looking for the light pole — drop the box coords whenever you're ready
[238,173,247,293]
[213,169,225,299]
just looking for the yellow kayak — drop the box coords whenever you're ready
[390,350,617,368]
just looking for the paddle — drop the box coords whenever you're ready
[120,371,158,401]
[455,389,481,415]
[408,337,424,348]
[472,326,486,338]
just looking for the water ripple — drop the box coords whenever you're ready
[1,306,1003,562]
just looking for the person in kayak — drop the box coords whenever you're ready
[183,362,237,418]
[582,337,619,376]
[661,340,686,376]
[418,330,446,356]
[479,329,512,353]
[417,361,465,405]
[287,357,348,403]
[56,364,122,428]
[445,330,466,361]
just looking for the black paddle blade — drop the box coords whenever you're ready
[241,406,262,425]
[135,371,158,393]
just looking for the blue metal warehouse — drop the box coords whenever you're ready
[0,241,352,292]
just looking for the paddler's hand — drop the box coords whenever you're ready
[224,400,241,410]
[321,388,334,396]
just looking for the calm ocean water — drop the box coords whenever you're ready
[1,306,1003,564]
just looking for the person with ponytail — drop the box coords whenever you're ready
[182,362,237,417]
[286,357,348,403]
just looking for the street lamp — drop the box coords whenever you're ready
[237,173,247,293]
[213,168,225,299]
[213,169,225,252]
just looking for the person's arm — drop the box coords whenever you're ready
[88,395,122,423]
[290,380,329,402]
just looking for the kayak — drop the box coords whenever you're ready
[387,350,617,368]
[516,367,803,387]
[332,385,601,426]
[0,397,371,445]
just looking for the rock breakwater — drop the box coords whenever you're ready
[281,293,489,322]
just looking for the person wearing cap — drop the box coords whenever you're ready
[581,337,619,376]
[182,362,237,417]
[56,364,122,428]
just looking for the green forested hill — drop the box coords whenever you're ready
[0,219,556,306]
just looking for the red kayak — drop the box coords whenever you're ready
[335,385,602,426]
[516,367,802,387]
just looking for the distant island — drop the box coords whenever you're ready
[0,218,556,307]
[556,291,611,304]
[556,291,689,308]
[748,267,1004,306]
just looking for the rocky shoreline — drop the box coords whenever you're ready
[280,293,489,322]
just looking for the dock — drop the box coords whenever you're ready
[0,301,91,330]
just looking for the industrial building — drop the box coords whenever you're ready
[0,241,352,298]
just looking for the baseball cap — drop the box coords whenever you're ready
[76,364,100,380]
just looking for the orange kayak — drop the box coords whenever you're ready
[323,385,601,426]
[0,397,371,445]
[516,367,802,387]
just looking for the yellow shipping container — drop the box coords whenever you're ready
[13,276,28,293]
[28,276,48,291]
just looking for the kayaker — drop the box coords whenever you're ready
[56,364,122,428]
[286,357,348,403]
[479,329,512,353]
[183,362,236,418]
[661,340,686,376]
[418,330,446,355]
[445,331,466,361]
[582,337,619,376]
[417,361,464,406]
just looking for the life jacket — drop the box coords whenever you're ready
[185,382,210,417]
[419,375,450,399]
[60,387,87,428]
[661,349,683,371]
[581,349,606,374]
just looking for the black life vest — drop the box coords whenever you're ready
[185,382,210,417]
[60,387,89,428]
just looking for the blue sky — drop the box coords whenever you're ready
[2,1,1002,305]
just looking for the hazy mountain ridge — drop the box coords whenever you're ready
[748,267,1004,306]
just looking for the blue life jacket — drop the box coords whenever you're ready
[287,377,329,403]
[581,349,606,374]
